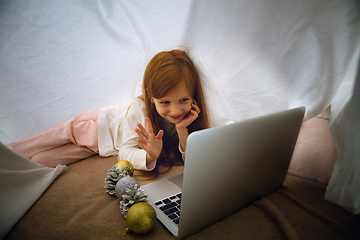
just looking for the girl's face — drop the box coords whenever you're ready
[152,82,194,124]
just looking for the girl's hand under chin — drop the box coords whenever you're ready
[176,100,201,130]
[175,100,200,153]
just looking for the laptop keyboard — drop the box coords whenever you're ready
[154,193,182,226]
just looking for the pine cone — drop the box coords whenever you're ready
[104,165,129,196]
[119,183,149,218]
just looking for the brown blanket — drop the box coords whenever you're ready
[5,155,360,240]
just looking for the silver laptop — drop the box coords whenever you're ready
[141,106,305,239]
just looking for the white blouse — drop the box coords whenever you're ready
[97,98,185,171]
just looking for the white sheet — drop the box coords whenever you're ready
[0,142,67,239]
[0,0,359,228]
[326,50,360,214]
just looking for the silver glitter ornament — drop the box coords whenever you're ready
[115,176,140,199]
[104,165,130,196]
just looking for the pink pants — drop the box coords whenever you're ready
[9,109,101,168]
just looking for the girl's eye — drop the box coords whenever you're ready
[160,101,170,104]
[180,98,189,103]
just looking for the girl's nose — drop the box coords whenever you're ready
[170,105,181,116]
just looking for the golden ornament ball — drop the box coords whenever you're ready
[126,202,157,234]
[116,160,134,176]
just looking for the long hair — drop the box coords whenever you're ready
[143,50,210,172]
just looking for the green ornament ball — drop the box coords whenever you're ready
[126,202,157,234]
[115,175,139,199]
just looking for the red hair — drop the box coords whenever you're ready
[142,50,209,172]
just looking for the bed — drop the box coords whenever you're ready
[4,117,360,240]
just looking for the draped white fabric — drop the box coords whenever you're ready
[0,142,68,239]
[0,0,359,229]
[326,50,360,214]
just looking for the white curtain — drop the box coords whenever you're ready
[0,0,359,221]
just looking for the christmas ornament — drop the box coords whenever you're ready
[104,160,134,196]
[119,181,149,217]
[115,175,139,199]
[115,160,134,175]
[105,164,154,237]
[106,202,156,237]
[126,202,157,234]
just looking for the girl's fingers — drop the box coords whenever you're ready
[156,130,164,140]
[135,119,163,148]
[136,123,149,139]
[189,110,199,123]
[192,103,201,114]
[137,138,145,149]
[136,123,163,159]
[137,132,153,149]
[145,117,154,134]
[135,128,147,145]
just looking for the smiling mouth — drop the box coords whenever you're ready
[168,114,183,119]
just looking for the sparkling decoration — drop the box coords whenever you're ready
[104,162,154,237]
[104,160,134,197]
[126,202,157,234]
[119,181,149,218]
[115,160,134,175]
[115,176,139,199]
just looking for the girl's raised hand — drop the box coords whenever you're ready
[135,117,164,163]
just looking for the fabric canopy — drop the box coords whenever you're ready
[0,1,359,231]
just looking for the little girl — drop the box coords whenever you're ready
[8,50,210,172]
